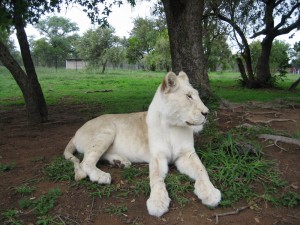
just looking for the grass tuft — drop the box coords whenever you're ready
[1,209,22,225]
[34,188,62,216]
[0,162,15,172]
[198,131,289,207]
[18,188,62,215]
[105,205,128,216]
[44,157,74,181]
[165,172,193,206]
[15,184,36,195]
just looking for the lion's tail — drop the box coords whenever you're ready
[64,138,87,181]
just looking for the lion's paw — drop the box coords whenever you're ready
[89,170,111,184]
[97,172,112,184]
[194,182,221,207]
[74,168,87,181]
[146,188,171,217]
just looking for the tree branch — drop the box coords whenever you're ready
[250,29,267,39]
[277,20,300,36]
[275,0,286,7]
[251,2,300,39]
[273,3,300,31]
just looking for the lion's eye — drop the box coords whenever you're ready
[187,94,193,99]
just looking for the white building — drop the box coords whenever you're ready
[66,59,87,69]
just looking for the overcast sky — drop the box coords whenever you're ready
[25,1,153,39]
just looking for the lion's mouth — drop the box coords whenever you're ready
[186,121,201,126]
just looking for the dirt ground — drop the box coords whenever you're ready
[0,102,299,225]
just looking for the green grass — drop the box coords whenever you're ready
[15,184,36,195]
[1,68,299,113]
[199,118,300,207]
[43,156,74,181]
[0,68,163,114]
[1,209,22,225]
[17,188,61,215]
[2,188,61,225]
[198,134,285,206]
[210,71,300,103]
[0,162,15,172]
[105,205,128,216]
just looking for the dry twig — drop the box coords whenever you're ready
[61,215,81,225]
[85,90,113,93]
[56,215,66,225]
[88,197,95,221]
[213,205,249,224]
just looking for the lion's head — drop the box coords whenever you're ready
[157,71,209,131]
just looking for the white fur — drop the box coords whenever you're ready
[64,71,221,217]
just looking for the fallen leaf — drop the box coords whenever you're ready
[254,217,260,223]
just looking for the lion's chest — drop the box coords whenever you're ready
[149,124,195,163]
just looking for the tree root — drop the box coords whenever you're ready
[246,117,296,124]
[245,111,282,117]
[259,134,300,151]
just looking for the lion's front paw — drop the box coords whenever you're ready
[147,187,171,217]
[89,170,111,184]
[194,182,221,207]
[97,172,112,184]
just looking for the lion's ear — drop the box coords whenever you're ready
[178,71,189,82]
[161,72,178,93]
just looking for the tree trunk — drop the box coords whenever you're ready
[0,41,47,124]
[101,59,107,74]
[241,50,255,82]
[236,58,248,84]
[1,0,49,124]
[256,37,274,86]
[162,0,210,97]
[288,77,300,91]
[14,4,48,123]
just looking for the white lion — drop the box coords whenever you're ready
[64,71,221,217]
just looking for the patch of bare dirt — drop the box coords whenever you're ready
[0,103,299,225]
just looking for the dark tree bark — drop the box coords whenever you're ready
[236,58,248,84]
[256,36,274,85]
[0,41,47,124]
[251,0,300,87]
[288,77,300,91]
[162,0,210,97]
[101,59,108,74]
[0,0,48,124]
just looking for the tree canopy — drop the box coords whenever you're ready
[208,0,300,87]
[33,16,79,68]
[76,27,121,73]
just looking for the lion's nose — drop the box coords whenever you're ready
[201,111,208,117]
